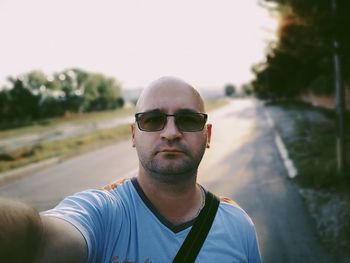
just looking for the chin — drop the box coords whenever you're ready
[149,165,197,183]
[152,172,195,184]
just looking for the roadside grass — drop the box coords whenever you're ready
[0,98,229,173]
[265,100,350,260]
[0,124,131,172]
[0,106,135,139]
[266,101,350,190]
[205,97,230,112]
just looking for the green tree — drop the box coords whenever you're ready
[0,88,12,123]
[7,78,40,121]
[242,83,254,96]
[224,84,236,97]
[0,68,125,127]
[24,71,48,95]
[82,73,123,111]
[253,0,350,99]
[52,70,77,113]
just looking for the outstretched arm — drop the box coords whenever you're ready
[0,198,43,262]
[0,198,87,263]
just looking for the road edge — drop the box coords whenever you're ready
[263,108,298,178]
[0,157,61,186]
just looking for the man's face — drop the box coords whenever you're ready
[132,80,211,183]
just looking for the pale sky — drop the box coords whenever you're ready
[0,0,277,90]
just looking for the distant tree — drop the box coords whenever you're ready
[7,78,40,121]
[24,71,48,95]
[242,83,254,96]
[224,84,236,97]
[39,97,65,118]
[115,97,125,108]
[51,69,82,113]
[0,88,12,122]
[0,68,125,128]
[82,73,123,112]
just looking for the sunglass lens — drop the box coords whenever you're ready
[138,112,166,131]
[176,113,206,131]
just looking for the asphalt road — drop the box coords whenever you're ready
[0,98,333,263]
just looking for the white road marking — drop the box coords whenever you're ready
[264,110,298,178]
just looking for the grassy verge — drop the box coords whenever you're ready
[0,124,131,173]
[266,101,350,189]
[265,100,350,261]
[0,98,229,173]
[205,97,230,112]
[0,107,135,139]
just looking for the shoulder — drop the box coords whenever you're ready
[75,177,134,208]
[219,196,240,207]
[102,177,130,191]
[217,195,255,228]
[44,178,133,218]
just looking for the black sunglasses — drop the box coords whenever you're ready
[135,111,208,132]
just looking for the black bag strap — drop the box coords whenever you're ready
[173,191,220,263]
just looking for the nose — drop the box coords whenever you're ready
[160,116,182,140]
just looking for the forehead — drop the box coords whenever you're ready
[137,80,204,113]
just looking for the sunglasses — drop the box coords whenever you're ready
[135,110,208,132]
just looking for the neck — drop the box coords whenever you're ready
[136,169,204,225]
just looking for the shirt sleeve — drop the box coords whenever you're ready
[41,189,119,263]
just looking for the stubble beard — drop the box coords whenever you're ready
[139,145,206,185]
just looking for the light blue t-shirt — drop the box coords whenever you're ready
[43,178,261,263]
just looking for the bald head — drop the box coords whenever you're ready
[136,76,205,113]
[132,77,212,183]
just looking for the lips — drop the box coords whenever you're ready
[159,148,184,153]
[154,144,187,155]
[155,147,186,155]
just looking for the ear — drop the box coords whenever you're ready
[206,123,212,148]
[131,124,136,147]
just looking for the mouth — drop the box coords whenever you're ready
[154,144,187,156]
[159,148,184,153]
[155,147,187,156]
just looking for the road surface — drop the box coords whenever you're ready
[0,98,332,263]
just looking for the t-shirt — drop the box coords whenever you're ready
[42,178,261,263]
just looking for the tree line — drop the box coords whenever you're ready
[252,0,350,99]
[0,69,124,128]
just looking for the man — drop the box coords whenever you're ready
[0,76,261,262]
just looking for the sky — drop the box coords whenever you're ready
[0,0,277,90]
